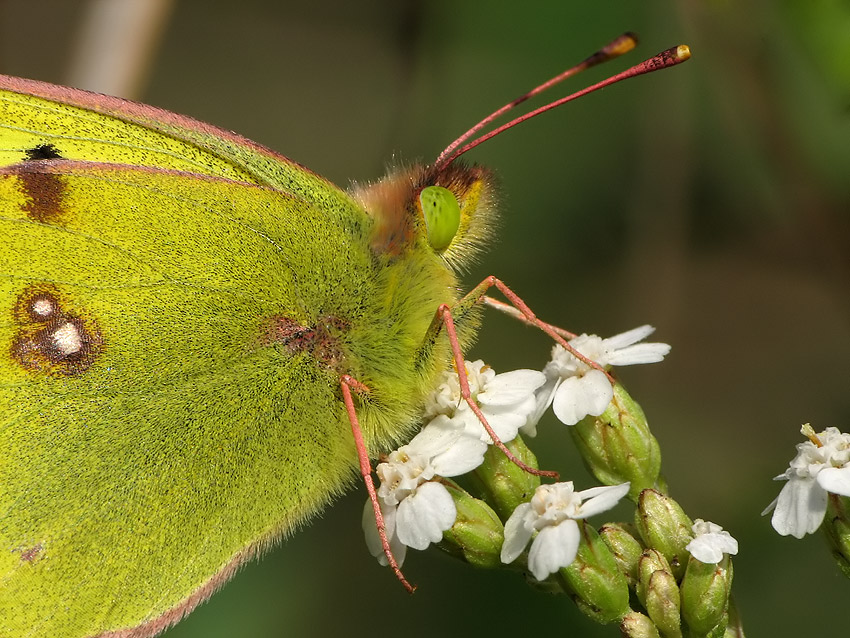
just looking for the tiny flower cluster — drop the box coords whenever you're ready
[529,325,671,432]
[500,480,631,580]
[363,360,545,566]
[358,323,751,635]
[361,418,485,566]
[364,326,670,573]
[764,424,850,538]
[686,519,739,564]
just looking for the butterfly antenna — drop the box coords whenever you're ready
[433,38,691,171]
[434,33,637,169]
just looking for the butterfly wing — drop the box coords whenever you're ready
[0,72,467,637]
[0,74,350,211]
[0,159,383,636]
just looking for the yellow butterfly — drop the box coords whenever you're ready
[0,35,689,637]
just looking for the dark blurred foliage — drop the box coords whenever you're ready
[2,1,848,636]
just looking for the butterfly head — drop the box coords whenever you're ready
[352,160,497,273]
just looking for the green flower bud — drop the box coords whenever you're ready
[621,611,662,638]
[599,522,645,587]
[558,521,631,624]
[570,382,662,499]
[637,549,682,638]
[635,490,693,580]
[680,554,733,637]
[469,434,541,521]
[636,549,669,604]
[823,493,850,580]
[438,481,504,569]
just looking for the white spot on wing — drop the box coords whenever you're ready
[32,298,55,317]
[52,322,82,355]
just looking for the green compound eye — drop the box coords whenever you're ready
[419,185,461,252]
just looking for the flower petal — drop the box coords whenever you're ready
[395,482,457,550]
[761,495,779,517]
[527,519,580,581]
[551,370,613,426]
[770,476,828,538]
[479,410,526,444]
[605,342,671,366]
[478,369,546,406]
[521,374,561,437]
[576,482,630,519]
[407,415,463,457]
[602,325,656,350]
[500,502,534,564]
[686,536,724,564]
[431,433,488,476]
[816,465,850,497]
[362,500,407,566]
[686,529,738,563]
[362,499,387,559]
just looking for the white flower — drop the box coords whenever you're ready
[500,481,630,581]
[425,360,546,444]
[763,425,850,538]
[362,417,486,566]
[686,519,739,563]
[524,325,670,432]
[363,360,546,566]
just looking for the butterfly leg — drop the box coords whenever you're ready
[339,375,415,593]
[481,296,577,341]
[450,276,615,383]
[434,304,558,479]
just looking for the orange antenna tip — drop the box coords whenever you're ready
[606,32,639,57]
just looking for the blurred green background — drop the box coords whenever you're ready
[2,0,849,635]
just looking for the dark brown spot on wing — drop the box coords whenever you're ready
[10,284,103,377]
[262,315,350,371]
[15,166,68,224]
[25,143,63,161]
